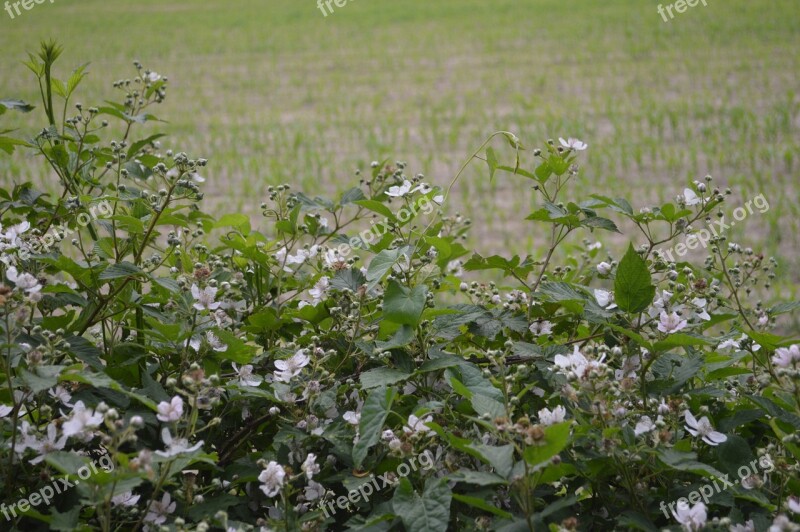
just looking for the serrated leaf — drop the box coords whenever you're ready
[0,99,34,113]
[353,386,397,467]
[354,199,396,221]
[366,247,407,290]
[393,478,452,532]
[486,147,499,181]
[452,494,512,519]
[447,470,508,486]
[360,368,410,389]
[383,280,427,327]
[98,261,145,280]
[330,268,367,292]
[523,421,572,469]
[467,443,514,478]
[614,244,655,313]
[652,333,713,352]
[470,394,506,419]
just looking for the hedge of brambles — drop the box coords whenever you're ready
[1,42,799,532]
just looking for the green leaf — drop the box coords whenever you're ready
[98,261,145,281]
[657,448,727,479]
[360,368,410,389]
[186,494,241,521]
[470,394,506,419]
[340,187,366,205]
[447,470,508,486]
[60,370,123,392]
[652,333,713,352]
[767,301,800,316]
[383,280,427,327]
[452,493,512,519]
[49,507,81,531]
[126,133,166,159]
[330,267,367,292]
[582,216,621,233]
[523,421,572,469]
[467,443,514,478]
[20,366,63,393]
[715,435,755,477]
[485,147,499,181]
[376,324,415,350]
[392,477,452,532]
[0,135,30,154]
[745,395,800,430]
[353,386,397,467]
[418,353,464,373]
[215,213,251,233]
[366,247,408,290]
[745,330,794,351]
[354,199,397,221]
[614,244,655,313]
[0,98,34,114]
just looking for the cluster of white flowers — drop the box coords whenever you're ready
[538,405,566,426]
[188,330,227,353]
[403,413,433,437]
[298,275,330,308]
[156,396,184,423]
[258,461,286,498]
[773,344,800,368]
[144,492,175,527]
[273,349,310,382]
[593,289,617,310]
[191,284,220,311]
[0,221,30,261]
[529,320,553,336]
[385,179,443,204]
[6,266,43,301]
[155,427,203,458]
[684,411,727,446]
[232,363,263,387]
[559,137,588,151]
[553,345,607,381]
[62,401,104,442]
[672,500,707,531]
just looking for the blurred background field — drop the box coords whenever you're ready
[0,0,798,316]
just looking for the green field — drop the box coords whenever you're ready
[1,0,799,304]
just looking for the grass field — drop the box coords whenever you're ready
[1,0,799,309]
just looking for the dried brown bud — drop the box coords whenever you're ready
[194,266,211,280]
[561,517,579,531]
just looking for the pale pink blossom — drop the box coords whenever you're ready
[191,284,220,311]
[62,401,104,439]
[156,396,184,423]
[274,349,310,382]
[144,492,176,526]
[538,406,566,426]
[684,411,726,446]
[658,311,688,334]
[559,137,588,151]
[258,461,286,497]
[671,500,707,531]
